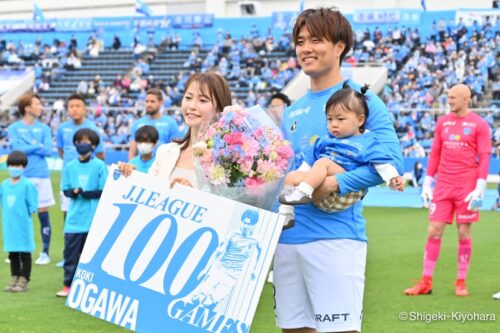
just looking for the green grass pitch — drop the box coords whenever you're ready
[0,171,498,332]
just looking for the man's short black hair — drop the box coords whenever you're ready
[68,93,86,105]
[135,125,159,143]
[73,128,100,146]
[7,150,28,167]
[270,92,291,106]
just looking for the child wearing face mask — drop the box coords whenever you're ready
[1,151,38,292]
[129,125,159,173]
[56,128,108,297]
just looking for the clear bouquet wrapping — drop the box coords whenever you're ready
[193,105,294,210]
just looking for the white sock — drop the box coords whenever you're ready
[297,182,314,198]
[279,204,295,215]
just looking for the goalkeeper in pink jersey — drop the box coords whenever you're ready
[404,84,492,297]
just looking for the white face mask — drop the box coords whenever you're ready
[137,143,154,155]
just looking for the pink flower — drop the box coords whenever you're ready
[224,132,244,145]
[256,159,282,182]
[275,157,290,170]
[276,144,294,160]
[245,177,265,187]
[239,157,254,174]
[241,137,259,157]
[199,149,213,164]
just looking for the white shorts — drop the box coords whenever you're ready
[27,177,55,209]
[60,190,70,212]
[274,239,367,332]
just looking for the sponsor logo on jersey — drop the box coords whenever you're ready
[289,106,311,118]
[315,313,350,322]
[458,213,477,220]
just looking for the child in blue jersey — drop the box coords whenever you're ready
[56,94,105,221]
[56,128,108,297]
[129,125,159,173]
[1,151,38,292]
[279,84,404,224]
[55,94,105,268]
[7,93,54,265]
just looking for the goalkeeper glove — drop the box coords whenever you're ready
[421,176,434,208]
[464,179,486,211]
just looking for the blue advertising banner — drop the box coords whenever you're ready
[0,13,213,33]
[456,9,500,26]
[0,20,56,32]
[132,16,171,30]
[92,17,132,31]
[131,14,214,30]
[66,165,283,332]
[399,10,422,26]
[353,9,400,24]
[56,18,94,32]
[171,14,214,29]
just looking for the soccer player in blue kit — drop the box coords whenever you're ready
[273,7,403,333]
[55,94,105,267]
[8,93,55,265]
[57,94,105,221]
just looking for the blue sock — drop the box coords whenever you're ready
[38,212,51,255]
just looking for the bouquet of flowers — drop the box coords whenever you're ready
[193,105,294,210]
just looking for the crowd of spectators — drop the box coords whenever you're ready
[0,33,108,95]
[347,17,498,157]
[27,25,300,146]
[0,18,498,153]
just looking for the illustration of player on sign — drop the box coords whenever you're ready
[185,209,262,311]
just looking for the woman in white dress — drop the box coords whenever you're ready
[118,72,232,187]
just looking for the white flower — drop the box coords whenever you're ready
[192,141,208,156]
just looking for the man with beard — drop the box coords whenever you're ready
[128,88,179,160]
